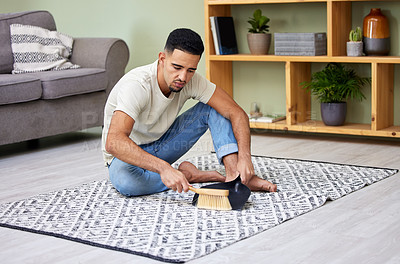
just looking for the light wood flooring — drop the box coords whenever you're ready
[1,128,399,264]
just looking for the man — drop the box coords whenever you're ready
[102,28,277,196]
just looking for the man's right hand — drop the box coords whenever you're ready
[159,166,190,193]
[107,111,191,194]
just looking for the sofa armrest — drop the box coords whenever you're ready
[70,38,129,93]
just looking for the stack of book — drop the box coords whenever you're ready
[249,114,286,123]
[210,16,238,55]
[274,33,327,56]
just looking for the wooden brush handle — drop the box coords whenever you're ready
[189,186,229,196]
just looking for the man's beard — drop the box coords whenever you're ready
[169,86,184,93]
[169,80,185,93]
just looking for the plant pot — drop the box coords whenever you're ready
[321,102,347,126]
[347,41,363,56]
[247,33,271,55]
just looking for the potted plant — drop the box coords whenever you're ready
[347,27,363,56]
[301,63,371,126]
[247,9,271,55]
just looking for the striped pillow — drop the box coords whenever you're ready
[10,24,80,74]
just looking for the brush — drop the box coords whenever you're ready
[189,186,232,210]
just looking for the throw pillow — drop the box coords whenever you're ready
[10,24,80,74]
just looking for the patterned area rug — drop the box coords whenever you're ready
[0,154,398,263]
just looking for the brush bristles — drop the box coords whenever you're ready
[196,194,232,211]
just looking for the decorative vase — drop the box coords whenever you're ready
[247,33,271,55]
[346,41,363,56]
[363,8,390,56]
[321,102,347,126]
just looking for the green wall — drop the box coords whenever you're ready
[2,0,399,125]
[1,0,206,73]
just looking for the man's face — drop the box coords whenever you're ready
[158,49,200,94]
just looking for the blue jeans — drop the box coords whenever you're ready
[108,102,238,196]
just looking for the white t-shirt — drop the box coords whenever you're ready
[101,60,216,165]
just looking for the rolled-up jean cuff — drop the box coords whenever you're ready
[216,143,239,164]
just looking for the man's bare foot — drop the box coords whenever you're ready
[246,175,277,192]
[178,161,226,183]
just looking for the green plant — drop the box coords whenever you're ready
[349,27,362,42]
[248,9,270,33]
[300,63,371,103]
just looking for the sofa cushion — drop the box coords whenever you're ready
[25,68,107,99]
[0,11,56,74]
[0,74,42,105]
[10,24,80,74]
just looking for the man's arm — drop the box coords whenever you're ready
[206,86,254,184]
[105,110,190,193]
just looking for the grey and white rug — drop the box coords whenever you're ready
[0,154,398,263]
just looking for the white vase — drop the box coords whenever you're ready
[247,33,271,55]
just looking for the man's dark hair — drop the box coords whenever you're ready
[164,28,204,56]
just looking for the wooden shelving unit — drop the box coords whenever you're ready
[204,0,400,138]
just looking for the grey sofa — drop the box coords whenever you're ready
[0,10,129,145]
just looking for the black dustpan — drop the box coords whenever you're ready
[192,176,251,210]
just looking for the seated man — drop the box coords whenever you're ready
[102,28,277,196]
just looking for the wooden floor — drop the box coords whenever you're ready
[1,128,399,264]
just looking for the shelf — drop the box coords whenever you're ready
[290,121,373,136]
[208,0,326,4]
[209,54,400,63]
[206,0,400,139]
[250,121,400,138]
[207,0,399,5]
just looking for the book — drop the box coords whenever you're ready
[249,114,286,123]
[274,32,327,41]
[210,16,238,55]
[209,17,220,55]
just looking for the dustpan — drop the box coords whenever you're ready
[192,176,251,210]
